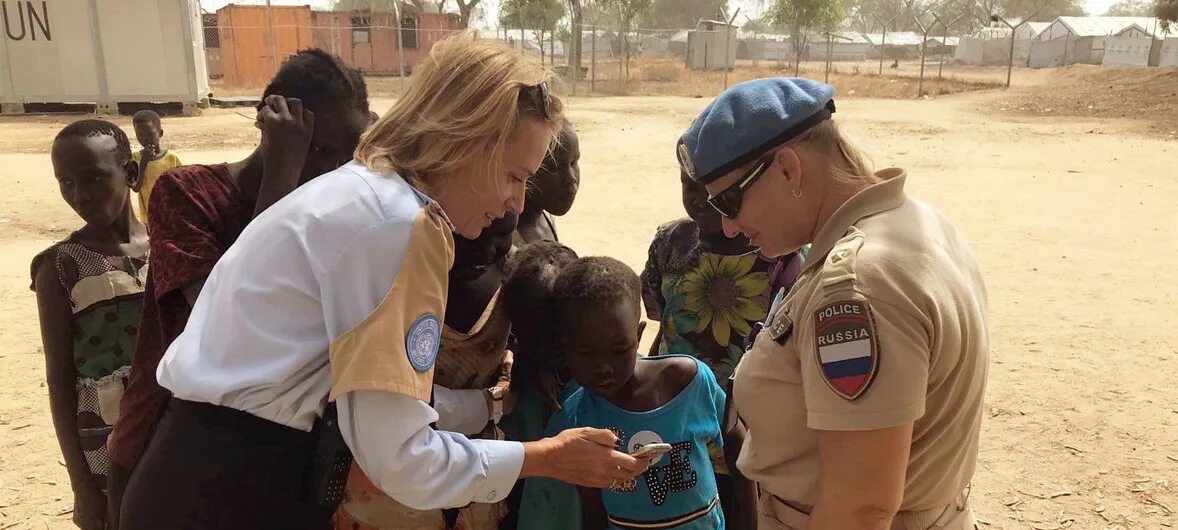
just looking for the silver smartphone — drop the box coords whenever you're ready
[629,442,673,461]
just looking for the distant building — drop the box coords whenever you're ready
[1031,16,1160,67]
[686,19,738,70]
[863,32,923,60]
[808,31,871,61]
[210,3,459,87]
[1101,22,1177,67]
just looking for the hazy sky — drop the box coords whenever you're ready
[198,0,1128,24]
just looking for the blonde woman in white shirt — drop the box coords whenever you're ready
[120,32,645,530]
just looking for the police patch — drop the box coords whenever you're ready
[813,300,878,400]
[406,314,441,372]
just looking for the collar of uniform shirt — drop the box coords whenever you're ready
[804,168,908,273]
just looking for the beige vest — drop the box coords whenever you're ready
[733,169,989,529]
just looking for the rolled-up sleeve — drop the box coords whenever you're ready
[338,390,524,510]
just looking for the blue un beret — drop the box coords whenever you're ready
[678,78,836,184]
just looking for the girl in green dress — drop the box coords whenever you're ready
[32,120,149,530]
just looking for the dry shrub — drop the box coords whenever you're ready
[641,63,682,82]
[993,64,1178,136]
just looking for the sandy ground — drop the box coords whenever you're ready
[2,78,1177,529]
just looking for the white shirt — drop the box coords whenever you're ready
[156,161,524,509]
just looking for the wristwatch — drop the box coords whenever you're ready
[487,386,504,425]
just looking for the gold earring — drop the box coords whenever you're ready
[792,188,802,199]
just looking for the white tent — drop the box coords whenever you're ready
[1033,17,1163,66]
[1015,22,1051,40]
[1102,22,1178,66]
[808,31,871,61]
[863,31,923,60]
[1161,37,1178,66]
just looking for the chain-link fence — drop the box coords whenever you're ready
[199,5,1010,100]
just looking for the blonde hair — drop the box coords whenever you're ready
[786,119,874,184]
[356,31,566,194]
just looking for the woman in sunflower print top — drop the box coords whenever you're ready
[640,171,804,526]
[641,171,805,381]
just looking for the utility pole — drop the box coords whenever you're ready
[983,8,1040,88]
[265,0,278,74]
[914,16,933,97]
[722,8,740,90]
[591,24,597,92]
[872,14,896,76]
[394,0,406,88]
[934,13,964,79]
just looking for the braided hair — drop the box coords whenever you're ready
[53,119,132,164]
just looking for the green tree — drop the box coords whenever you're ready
[501,0,565,29]
[638,0,728,29]
[769,0,844,73]
[1157,0,1177,30]
[501,0,565,63]
[983,0,1086,21]
[602,0,654,81]
[1105,0,1154,15]
[332,0,444,12]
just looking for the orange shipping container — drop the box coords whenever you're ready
[217,4,313,87]
[309,10,460,75]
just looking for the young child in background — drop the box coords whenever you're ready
[550,257,731,530]
[335,213,519,530]
[499,241,582,530]
[640,171,802,528]
[515,121,580,244]
[130,110,182,225]
[32,120,150,530]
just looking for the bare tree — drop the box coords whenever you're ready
[769,0,843,75]
[451,0,483,27]
[568,0,586,85]
[604,0,653,82]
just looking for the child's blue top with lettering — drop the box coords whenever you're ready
[554,355,727,530]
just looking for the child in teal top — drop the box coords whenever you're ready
[545,256,731,530]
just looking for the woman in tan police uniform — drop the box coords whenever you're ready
[676,78,989,530]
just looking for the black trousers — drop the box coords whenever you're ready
[119,398,335,530]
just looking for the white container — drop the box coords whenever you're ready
[0,0,209,113]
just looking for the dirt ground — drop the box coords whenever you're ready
[2,68,1177,529]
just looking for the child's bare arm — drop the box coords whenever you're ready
[578,486,607,530]
[34,263,106,528]
[132,152,149,193]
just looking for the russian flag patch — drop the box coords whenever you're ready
[814,300,879,400]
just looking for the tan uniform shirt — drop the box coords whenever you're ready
[734,169,989,518]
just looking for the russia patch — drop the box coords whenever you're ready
[813,300,878,400]
[406,314,441,372]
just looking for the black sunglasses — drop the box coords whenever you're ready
[706,154,774,219]
[520,82,551,120]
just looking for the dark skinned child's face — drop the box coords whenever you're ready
[529,125,580,216]
[561,299,645,401]
[299,107,371,185]
[681,170,723,236]
[452,211,518,282]
[133,121,162,151]
[51,135,137,227]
